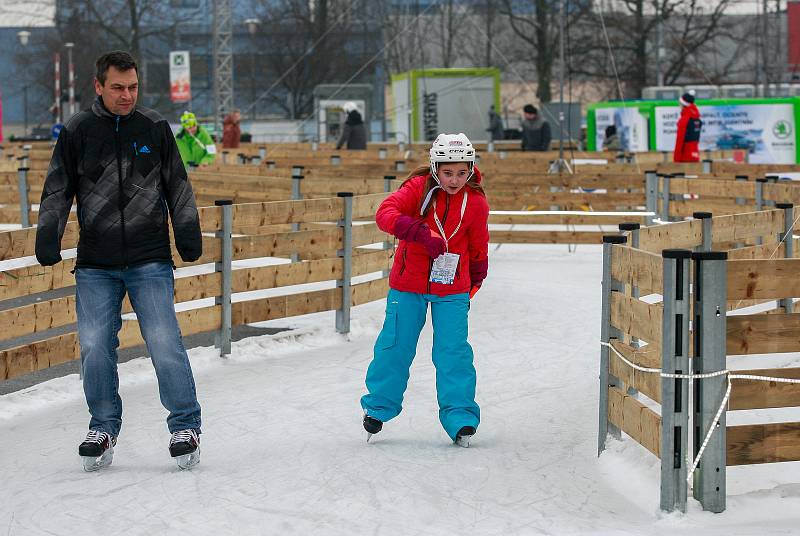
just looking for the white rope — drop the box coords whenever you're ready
[600,341,800,482]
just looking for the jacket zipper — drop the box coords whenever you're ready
[115,115,128,267]
[399,248,407,275]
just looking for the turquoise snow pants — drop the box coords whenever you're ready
[360,289,480,440]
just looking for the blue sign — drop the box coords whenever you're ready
[51,123,64,140]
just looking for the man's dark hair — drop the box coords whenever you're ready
[605,125,617,137]
[95,51,138,85]
[523,104,537,115]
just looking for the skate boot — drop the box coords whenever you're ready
[363,414,383,443]
[79,430,116,472]
[169,429,200,470]
[454,426,476,448]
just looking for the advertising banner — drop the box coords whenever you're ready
[593,107,649,152]
[169,51,191,103]
[654,103,795,164]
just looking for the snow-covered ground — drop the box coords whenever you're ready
[2,243,800,535]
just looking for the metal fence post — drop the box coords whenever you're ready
[598,235,627,455]
[619,223,640,396]
[765,175,778,208]
[378,147,387,159]
[221,151,228,165]
[660,174,671,222]
[311,139,319,152]
[259,146,267,160]
[660,249,691,513]
[214,199,233,357]
[336,192,354,334]
[691,251,728,513]
[487,141,495,153]
[398,141,406,153]
[755,178,765,211]
[266,160,276,170]
[662,151,669,163]
[499,150,507,160]
[382,176,395,278]
[734,175,748,206]
[645,170,658,226]
[692,212,713,253]
[331,154,341,166]
[615,152,625,164]
[17,167,30,228]
[702,159,712,174]
[291,168,304,263]
[778,203,795,312]
[395,160,406,172]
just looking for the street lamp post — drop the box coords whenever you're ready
[244,18,260,120]
[17,31,31,138]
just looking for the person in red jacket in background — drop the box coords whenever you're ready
[674,90,702,162]
[360,133,489,448]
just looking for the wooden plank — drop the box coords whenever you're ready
[727,313,800,355]
[0,259,77,301]
[488,212,648,225]
[488,230,605,244]
[352,223,391,247]
[727,422,800,465]
[610,292,663,346]
[232,198,343,227]
[711,210,783,244]
[638,220,702,253]
[117,306,223,350]
[352,278,390,306]
[0,332,79,381]
[231,228,341,261]
[729,368,800,410]
[610,245,663,295]
[233,287,340,325]
[607,386,661,457]
[0,294,76,339]
[726,242,785,261]
[230,258,342,293]
[727,259,800,300]
[669,177,755,198]
[608,340,661,403]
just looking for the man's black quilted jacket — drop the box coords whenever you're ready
[35,98,202,268]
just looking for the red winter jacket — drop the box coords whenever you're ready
[674,103,701,163]
[377,169,490,296]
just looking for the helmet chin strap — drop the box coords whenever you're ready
[421,162,474,215]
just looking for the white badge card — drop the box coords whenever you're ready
[206,144,217,154]
[429,252,460,285]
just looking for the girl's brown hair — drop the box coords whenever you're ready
[400,164,485,217]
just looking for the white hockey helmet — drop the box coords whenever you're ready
[429,133,475,184]
[342,101,358,113]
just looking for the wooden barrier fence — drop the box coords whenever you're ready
[599,204,800,514]
[0,192,393,383]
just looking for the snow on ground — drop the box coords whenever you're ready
[2,244,800,535]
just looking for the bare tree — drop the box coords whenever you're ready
[570,0,735,99]
[498,0,591,103]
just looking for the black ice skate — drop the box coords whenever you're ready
[363,414,383,443]
[454,426,476,448]
[169,429,200,470]
[79,430,116,472]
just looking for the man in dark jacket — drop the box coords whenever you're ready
[336,101,367,150]
[520,104,552,151]
[35,51,204,471]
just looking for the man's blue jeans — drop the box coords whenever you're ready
[361,289,480,440]
[76,262,201,437]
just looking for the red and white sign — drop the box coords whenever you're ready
[169,51,191,103]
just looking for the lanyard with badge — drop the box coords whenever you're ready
[429,192,468,285]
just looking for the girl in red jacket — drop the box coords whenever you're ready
[360,133,489,447]
[673,91,702,163]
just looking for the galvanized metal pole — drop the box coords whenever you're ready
[382,176,394,278]
[259,146,266,160]
[395,160,406,173]
[645,170,658,226]
[691,250,728,513]
[336,192,354,334]
[765,175,778,207]
[660,174,671,222]
[598,235,627,455]
[660,249,691,513]
[734,175,748,207]
[702,159,712,174]
[291,170,304,264]
[215,199,233,357]
[778,203,795,312]
[693,212,713,252]
[331,154,341,166]
[17,167,30,228]
[619,223,640,397]
[379,147,387,159]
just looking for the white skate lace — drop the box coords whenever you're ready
[84,430,109,444]
[170,429,197,446]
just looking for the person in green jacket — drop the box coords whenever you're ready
[175,111,216,167]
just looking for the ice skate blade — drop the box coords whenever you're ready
[82,447,114,472]
[366,432,374,443]
[175,450,200,470]
[455,435,472,448]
